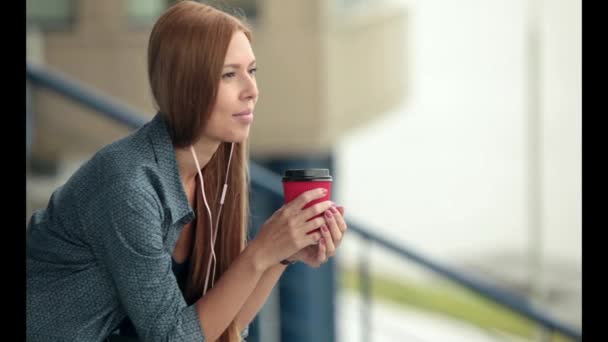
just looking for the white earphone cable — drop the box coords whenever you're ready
[190,142,235,295]
[209,142,234,288]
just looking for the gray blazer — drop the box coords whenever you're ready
[26,113,248,341]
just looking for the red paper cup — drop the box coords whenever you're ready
[282,169,332,234]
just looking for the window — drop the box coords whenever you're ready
[127,0,170,27]
[26,0,77,31]
[127,0,258,27]
[195,0,258,22]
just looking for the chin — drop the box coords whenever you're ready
[225,129,250,143]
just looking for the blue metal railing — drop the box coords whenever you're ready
[26,62,582,341]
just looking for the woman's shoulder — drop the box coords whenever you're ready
[74,148,166,224]
[63,115,185,219]
[98,142,155,179]
[94,115,172,182]
[67,127,162,199]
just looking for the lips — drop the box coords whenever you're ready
[233,109,253,116]
[232,109,254,124]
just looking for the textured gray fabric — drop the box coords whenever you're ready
[27,113,248,341]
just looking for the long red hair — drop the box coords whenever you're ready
[148,1,252,341]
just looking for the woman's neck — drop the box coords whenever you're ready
[175,136,221,191]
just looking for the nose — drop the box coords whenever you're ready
[240,73,258,103]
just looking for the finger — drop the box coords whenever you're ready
[324,209,343,247]
[330,206,348,233]
[303,217,326,234]
[317,238,327,264]
[287,188,328,212]
[336,206,345,217]
[320,224,336,257]
[303,231,322,247]
[296,231,321,251]
[297,200,333,223]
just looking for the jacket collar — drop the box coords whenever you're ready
[146,112,194,225]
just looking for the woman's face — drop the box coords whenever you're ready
[203,30,258,143]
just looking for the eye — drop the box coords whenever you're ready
[248,68,257,75]
[222,72,236,79]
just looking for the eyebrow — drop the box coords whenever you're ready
[223,60,256,68]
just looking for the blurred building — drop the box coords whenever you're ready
[26,0,406,171]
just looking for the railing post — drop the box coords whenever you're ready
[359,236,372,342]
[253,156,337,342]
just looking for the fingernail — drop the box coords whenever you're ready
[325,210,333,218]
[330,206,338,214]
[320,238,325,244]
[322,224,328,232]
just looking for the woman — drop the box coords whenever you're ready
[25,1,348,341]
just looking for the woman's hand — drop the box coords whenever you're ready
[289,205,347,268]
[250,188,334,271]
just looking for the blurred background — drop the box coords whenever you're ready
[26,0,581,341]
